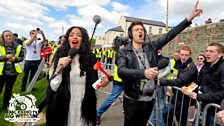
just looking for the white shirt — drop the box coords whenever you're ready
[50,55,91,126]
[24,39,42,60]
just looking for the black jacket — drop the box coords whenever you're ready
[196,57,224,106]
[160,58,198,87]
[160,58,198,106]
[117,18,192,100]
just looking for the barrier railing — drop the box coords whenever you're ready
[162,86,201,126]
[202,103,221,126]
[96,62,123,105]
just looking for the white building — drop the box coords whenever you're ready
[96,15,168,47]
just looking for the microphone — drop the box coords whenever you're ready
[93,15,101,25]
[158,58,169,70]
[156,58,170,82]
[50,48,78,80]
[90,15,101,41]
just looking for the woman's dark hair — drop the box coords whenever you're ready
[49,26,95,125]
[53,26,91,76]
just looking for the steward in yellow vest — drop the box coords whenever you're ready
[106,48,114,69]
[0,30,24,109]
[95,48,102,62]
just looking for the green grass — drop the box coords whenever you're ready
[0,74,48,126]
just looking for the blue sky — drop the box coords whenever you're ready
[0,0,223,41]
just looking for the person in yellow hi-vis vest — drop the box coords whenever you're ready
[101,48,107,63]
[106,47,114,69]
[95,48,102,62]
[96,38,129,125]
[0,30,24,109]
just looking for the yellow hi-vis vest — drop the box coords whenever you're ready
[95,49,102,58]
[0,45,23,75]
[102,50,106,55]
[113,65,122,82]
[107,50,113,58]
[170,59,178,75]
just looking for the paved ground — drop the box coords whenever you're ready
[96,87,124,126]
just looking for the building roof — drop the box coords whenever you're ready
[106,26,124,33]
[124,16,166,27]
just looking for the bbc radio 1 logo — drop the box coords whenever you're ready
[4,94,40,122]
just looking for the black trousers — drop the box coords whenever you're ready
[0,75,17,107]
[20,60,40,91]
[123,97,154,126]
[106,58,112,69]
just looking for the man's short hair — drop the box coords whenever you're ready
[128,21,146,39]
[13,33,18,37]
[208,43,224,54]
[179,46,191,55]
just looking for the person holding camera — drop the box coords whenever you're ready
[20,28,46,92]
[116,1,202,126]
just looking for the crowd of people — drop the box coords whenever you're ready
[0,1,224,126]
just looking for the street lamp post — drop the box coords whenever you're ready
[166,0,169,32]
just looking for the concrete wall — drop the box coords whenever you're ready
[149,21,224,61]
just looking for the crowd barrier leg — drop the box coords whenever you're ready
[163,86,201,126]
[202,103,221,126]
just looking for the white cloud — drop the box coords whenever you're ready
[0,0,130,40]
[127,0,166,23]
[0,0,48,25]
[43,16,55,23]
[4,22,35,38]
[158,0,224,26]
[111,2,129,13]
[35,0,111,10]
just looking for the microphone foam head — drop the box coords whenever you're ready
[93,15,101,25]
[158,58,169,70]
[68,48,78,58]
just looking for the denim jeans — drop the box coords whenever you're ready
[148,86,166,126]
[97,84,123,117]
[20,60,40,91]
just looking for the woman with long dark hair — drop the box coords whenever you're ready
[46,26,108,126]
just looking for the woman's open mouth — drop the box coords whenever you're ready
[72,40,78,47]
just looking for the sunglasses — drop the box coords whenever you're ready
[197,57,204,60]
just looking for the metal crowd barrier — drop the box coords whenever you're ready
[162,86,201,126]
[155,86,224,126]
[96,62,123,105]
[202,103,222,126]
